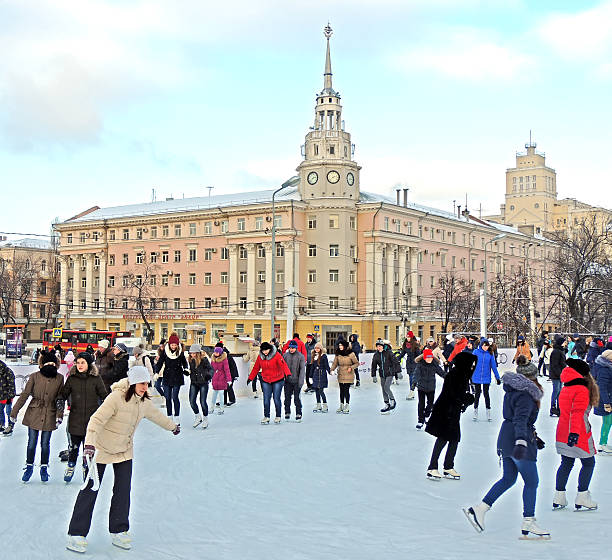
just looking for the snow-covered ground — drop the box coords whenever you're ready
[2,369,608,559]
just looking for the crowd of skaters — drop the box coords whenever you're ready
[0,326,611,550]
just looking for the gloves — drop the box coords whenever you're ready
[536,436,545,450]
[228,381,233,386]
[153,374,159,382]
[512,443,527,460]
[83,445,96,459]
[567,433,579,447]
[496,378,501,385]
[172,424,181,435]
[604,404,612,413]
[56,418,63,428]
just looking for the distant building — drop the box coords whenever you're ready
[55,26,552,348]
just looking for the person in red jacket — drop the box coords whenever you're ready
[448,335,468,364]
[553,359,600,511]
[282,333,307,363]
[248,342,291,424]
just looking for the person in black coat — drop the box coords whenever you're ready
[413,349,446,428]
[424,352,476,480]
[549,335,566,417]
[221,345,239,406]
[156,333,189,423]
[348,334,362,387]
[463,362,548,539]
[371,340,401,413]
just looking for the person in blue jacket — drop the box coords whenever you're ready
[593,350,612,453]
[472,338,501,422]
[463,359,550,539]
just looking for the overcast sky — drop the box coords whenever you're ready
[1,0,611,237]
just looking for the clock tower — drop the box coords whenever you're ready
[297,25,361,201]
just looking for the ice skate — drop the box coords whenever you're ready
[336,405,344,414]
[356,380,360,387]
[416,422,423,430]
[111,532,132,550]
[486,409,491,422]
[406,389,415,400]
[66,535,87,554]
[321,403,328,413]
[473,408,478,421]
[64,462,76,483]
[40,465,49,483]
[295,414,302,422]
[463,502,490,532]
[575,490,597,511]
[380,403,391,415]
[274,417,281,424]
[192,414,202,428]
[597,444,612,454]
[22,464,34,483]
[2,423,14,436]
[342,404,350,414]
[217,408,224,415]
[313,403,322,413]
[389,399,396,410]
[261,417,270,425]
[426,469,442,481]
[552,490,567,510]
[372,376,377,383]
[285,413,290,420]
[519,517,551,540]
[201,417,208,429]
[443,468,461,480]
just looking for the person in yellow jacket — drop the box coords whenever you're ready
[66,366,180,554]
[512,335,533,364]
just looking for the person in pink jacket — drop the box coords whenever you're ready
[209,345,232,415]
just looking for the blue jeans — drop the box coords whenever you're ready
[556,455,595,492]
[154,377,165,398]
[261,379,284,419]
[551,379,562,409]
[0,401,12,425]
[163,384,181,416]
[189,383,209,417]
[26,428,52,465]
[483,456,538,517]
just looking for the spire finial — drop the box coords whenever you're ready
[323,23,333,92]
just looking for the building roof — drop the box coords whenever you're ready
[0,237,52,250]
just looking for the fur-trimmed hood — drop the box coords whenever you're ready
[212,352,228,364]
[69,364,100,378]
[503,371,543,402]
[110,377,130,394]
[259,345,277,361]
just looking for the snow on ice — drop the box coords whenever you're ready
[1,359,608,559]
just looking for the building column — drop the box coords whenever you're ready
[72,254,80,318]
[228,245,239,314]
[59,256,68,321]
[398,246,407,313]
[387,244,396,313]
[85,253,94,316]
[264,242,273,314]
[284,241,295,337]
[98,251,107,314]
[245,243,256,314]
[409,247,419,310]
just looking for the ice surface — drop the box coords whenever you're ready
[2,369,608,559]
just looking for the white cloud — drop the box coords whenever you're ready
[389,28,534,81]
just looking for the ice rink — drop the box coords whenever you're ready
[2,369,608,559]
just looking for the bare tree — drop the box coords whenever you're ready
[488,270,531,345]
[0,253,38,328]
[120,260,161,344]
[451,280,480,333]
[433,270,468,334]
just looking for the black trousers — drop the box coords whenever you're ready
[417,390,435,423]
[339,383,351,404]
[428,438,459,470]
[68,434,86,464]
[305,364,313,389]
[354,355,360,382]
[68,460,132,537]
[224,383,236,405]
[473,384,491,409]
[284,382,302,415]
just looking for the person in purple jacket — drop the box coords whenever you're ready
[209,344,232,415]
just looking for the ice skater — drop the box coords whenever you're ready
[66,366,180,553]
[210,344,232,415]
[310,343,330,413]
[412,348,445,428]
[156,332,189,425]
[371,339,401,414]
[0,358,16,436]
[593,349,612,453]
[471,338,501,422]
[553,359,599,511]
[330,341,359,414]
[463,358,550,539]
[187,344,212,428]
[283,340,306,421]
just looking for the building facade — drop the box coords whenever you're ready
[55,27,553,349]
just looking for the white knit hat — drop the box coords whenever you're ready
[98,339,110,349]
[127,365,151,385]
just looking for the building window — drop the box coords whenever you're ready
[122,298,128,310]
[150,252,158,263]
[239,271,247,284]
[204,249,213,261]
[307,297,315,310]
[329,244,339,257]
[162,251,169,263]
[308,270,317,283]
[257,245,266,258]
[221,297,229,309]
[204,273,212,285]
[220,272,228,284]
[257,297,265,310]
[80,233,86,243]
[275,270,284,283]
[221,247,229,260]
[162,274,169,286]
[108,276,115,288]
[239,297,247,310]
[136,228,143,240]
[451,256,456,268]
[258,271,266,283]
[108,254,115,266]
[162,225,169,237]
[329,297,339,310]
[188,248,197,262]
[81,278,87,288]
[136,252,144,264]
[308,216,317,229]
[150,226,157,238]
[239,246,247,259]
[122,254,129,265]
[150,275,157,286]
[255,217,263,230]
[273,215,282,228]
[349,270,356,284]
[110,230,116,241]
[384,217,389,230]
[329,269,339,282]
[204,298,212,309]
[237,218,246,231]
[275,297,284,311]
[174,224,182,237]
[174,298,181,310]
[174,250,181,263]
[221,220,229,233]
[174,274,181,286]
[66,233,73,244]
[188,298,196,309]
[204,222,212,234]
[122,229,129,240]
[329,215,339,228]
[308,245,317,257]
[189,223,196,236]
[349,216,356,230]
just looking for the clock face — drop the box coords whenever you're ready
[307,171,318,185]
[327,170,340,184]
[347,172,355,186]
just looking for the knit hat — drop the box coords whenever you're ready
[517,335,525,342]
[113,343,128,353]
[423,348,434,360]
[76,352,94,367]
[127,365,151,385]
[446,334,453,342]
[98,339,110,349]
[132,346,145,357]
[567,358,590,377]
[572,333,580,339]
[602,350,612,362]
[288,340,298,349]
[427,337,435,343]
[189,343,202,353]
[407,331,415,339]
[306,334,313,339]
[168,333,180,345]
[260,342,273,352]
[213,346,223,355]
[375,339,384,347]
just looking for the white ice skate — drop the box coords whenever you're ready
[486,409,491,422]
[519,517,551,540]
[66,535,87,554]
[597,444,612,454]
[313,403,322,413]
[473,408,478,421]
[336,405,344,414]
[261,417,270,425]
[575,490,597,511]
[342,404,350,414]
[201,417,208,429]
[80,454,100,492]
[192,414,202,428]
[463,502,490,532]
[111,532,132,550]
[321,403,328,413]
[274,417,281,424]
[426,469,442,481]
[552,490,567,510]
[443,468,461,480]
[406,390,415,400]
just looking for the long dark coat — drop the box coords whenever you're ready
[61,364,108,436]
[425,352,476,442]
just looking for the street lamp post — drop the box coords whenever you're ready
[270,176,299,340]
[482,233,507,338]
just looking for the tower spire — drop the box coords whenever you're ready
[323,23,335,94]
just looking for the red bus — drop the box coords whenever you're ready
[42,329,132,355]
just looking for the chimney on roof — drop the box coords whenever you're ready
[457,205,461,219]
[396,189,401,206]
[403,188,408,207]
